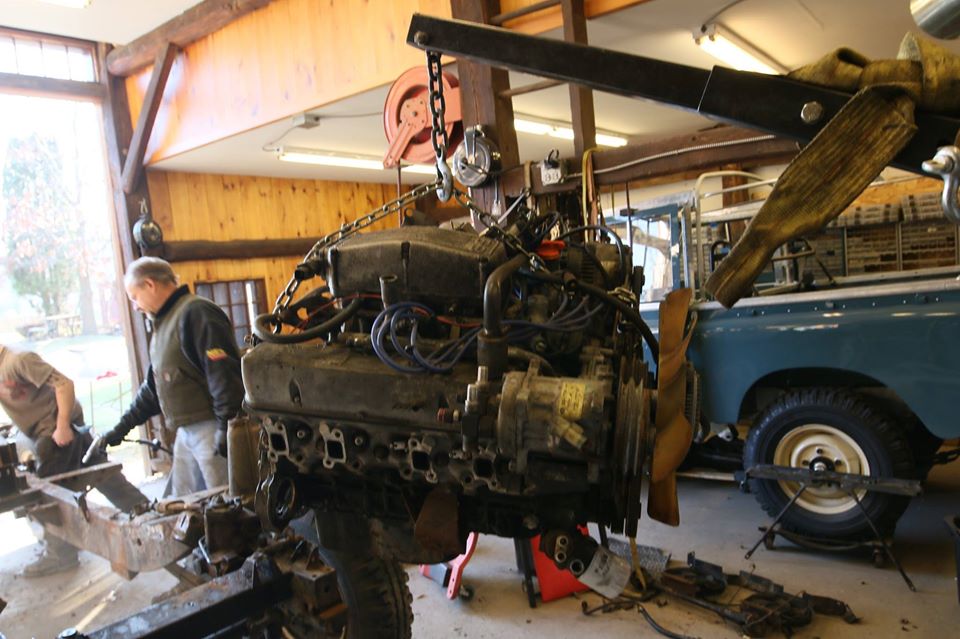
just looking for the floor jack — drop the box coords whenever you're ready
[742,464,922,591]
[419,532,478,600]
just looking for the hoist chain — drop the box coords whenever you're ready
[426,50,453,201]
[271,181,440,323]
[454,188,545,272]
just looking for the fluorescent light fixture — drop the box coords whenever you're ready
[693,23,787,75]
[36,0,92,8]
[513,118,628,147]
[277,147,437,174]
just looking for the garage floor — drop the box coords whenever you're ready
[1,462,958,639]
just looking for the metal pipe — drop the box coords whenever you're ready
[912,0,960,39]
[499,79,565,98]
[483,254,527,336]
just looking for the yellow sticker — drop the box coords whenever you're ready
[206,348,228,361]
[558,382,585,420]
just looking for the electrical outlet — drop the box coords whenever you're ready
[292,113,321,129]
[540,161,564,186]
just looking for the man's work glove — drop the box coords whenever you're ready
[214,428,228,458]
[103,423,131,447]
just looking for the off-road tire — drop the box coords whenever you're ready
[314,545,414,639]
[744,388,914,541]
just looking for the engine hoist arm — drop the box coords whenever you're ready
[405,13,960,174]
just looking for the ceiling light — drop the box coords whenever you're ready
[36,0,92,8]
[276,147,436,174]
[693,23,787,75]
[513,118,628,147]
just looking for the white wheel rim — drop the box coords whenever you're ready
[772,424,871,515]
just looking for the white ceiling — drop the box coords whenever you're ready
[3,0,959,183]
[0,0,203,45]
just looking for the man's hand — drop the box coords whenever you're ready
[103,425,128,447]
[52,423,74,447]
[214,429,228,458]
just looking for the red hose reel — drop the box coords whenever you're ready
[382,66,462,169]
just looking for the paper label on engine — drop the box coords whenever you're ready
[558,383,585,420]
[577,546,631,599]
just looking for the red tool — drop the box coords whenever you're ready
[382,66,462,169]
[419,532,478,600]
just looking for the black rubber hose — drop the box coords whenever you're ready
[507,347,556,375]
[253,297,362,344]
[556,225,628,285]
[483,254,528,336]
[520,269,659,362]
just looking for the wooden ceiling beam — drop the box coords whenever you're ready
[451,0,521,215]
[105,0,271,77]
[121,43,179,194]
[561,0,596,157]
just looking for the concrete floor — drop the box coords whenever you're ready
[2,463,958,639]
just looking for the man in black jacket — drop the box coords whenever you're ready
[104,257,244,496]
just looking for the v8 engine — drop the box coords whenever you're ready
[244,203,696,589]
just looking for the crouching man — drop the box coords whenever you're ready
[0,344,146,577]
[104,257,244,497]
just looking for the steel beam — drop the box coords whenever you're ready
[406,14,960,173]
[24,479,190,577]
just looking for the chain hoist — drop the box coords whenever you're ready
[426,50,454,202]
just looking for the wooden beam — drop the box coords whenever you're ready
[531,126,799,194]
[498,0,653,34]
[106,0,271,77]
[157,238,322,263]
[561,0,596,157]
[451,0,521,215]
[121,43,179,195]
[491,0,560,25]
[97,43,151,396]
[0,72,103,101]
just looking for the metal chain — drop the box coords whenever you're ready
[454,187,545,272]
[271,181,440,321]
[426,50,453,201]
[427,50,448,162]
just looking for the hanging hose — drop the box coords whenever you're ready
[253,297,362,344]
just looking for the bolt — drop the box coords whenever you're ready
[800,101,824,124]
[296,428,309,441]
[413,30,430,46]
[812,461,828,472]
[354,435,366,447]
[523,514,539,530]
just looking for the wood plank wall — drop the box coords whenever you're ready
[127,0,453,164]
[146,169,397,302]
[126,0,651,165]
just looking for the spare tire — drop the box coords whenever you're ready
[744,388,915,540]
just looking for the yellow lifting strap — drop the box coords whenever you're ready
[705,34,960,308]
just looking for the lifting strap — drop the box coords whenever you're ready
[705,34,960,308]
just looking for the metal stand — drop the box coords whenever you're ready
[743,464,921,592]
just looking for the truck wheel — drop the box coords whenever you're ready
[743,388,914,541]
[312,546,414,639]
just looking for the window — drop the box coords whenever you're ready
[0,29,96,82]
[195,279,267,348]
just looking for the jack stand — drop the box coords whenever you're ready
[419,532,478,600]
[743,464,921,592]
